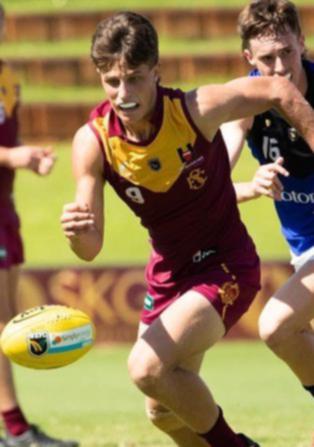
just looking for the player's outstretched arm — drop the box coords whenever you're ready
[221,119,289,203]
[61,125,104,261]
[233,158,289,202]
[186,76,314,150]
[0,145,56,175]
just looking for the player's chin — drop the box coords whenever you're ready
[118,107,142,123]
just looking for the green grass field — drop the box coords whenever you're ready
[11,342,312,447]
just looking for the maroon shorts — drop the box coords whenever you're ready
[0,222,24,269]
[141,257,260,332]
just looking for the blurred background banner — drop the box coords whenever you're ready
[2,5,313,141]
[16,262,293,342]
[5,7,314,41]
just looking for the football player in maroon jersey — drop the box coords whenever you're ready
[61,11,314,447]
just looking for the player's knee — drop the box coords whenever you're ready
[258,307,291,349]
[145,401,184,433]
[128,345,163,395]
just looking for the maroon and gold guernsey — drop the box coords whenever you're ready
[89,85,260,327]
[0,61,19,217]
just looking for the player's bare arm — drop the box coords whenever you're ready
[235,158,290,202]
[220,120,290,202]
[0,145,56,175]
[186,76,314,149]
[61,124,104,261]
[220,118,252,169]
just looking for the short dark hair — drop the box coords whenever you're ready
[91,11,159,72]
[238,0,302,50]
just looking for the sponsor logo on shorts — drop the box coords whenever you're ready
[0,247,7,259]
[28,332,49,356]
[144,294,155,311]
[219,281,240,321]
[192,248,216,263]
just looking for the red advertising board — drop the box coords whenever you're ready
[15,263,293,342]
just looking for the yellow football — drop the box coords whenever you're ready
[0,305,95,369]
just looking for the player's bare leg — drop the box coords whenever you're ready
[129,291,224,432]
[146,397,208,447]
[259,260,314,388]
[0,268,18,411]
[128,290,256,446]
[138,323,208,447]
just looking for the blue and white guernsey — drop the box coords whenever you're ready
[247,60,314,256]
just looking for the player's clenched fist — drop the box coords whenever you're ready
[61,203,95,238]
[7,145,56,175]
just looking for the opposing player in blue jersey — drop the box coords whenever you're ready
[221,0,314,400]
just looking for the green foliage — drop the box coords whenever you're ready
[2,0,310,12]
[13,342,312,446]
[0,0,266,13]
[2,34,313,60]
[21,77,231,103]
[22,85,105,104]
[0,37,242,58]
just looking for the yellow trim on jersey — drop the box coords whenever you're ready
[0,63,19,118]
[93,96,197,193]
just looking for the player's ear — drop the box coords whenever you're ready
[299,33,305,54]
[153,63,161,83]
[243,48,255,67]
